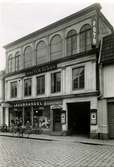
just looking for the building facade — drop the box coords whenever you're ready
[99,33,114,139]
[2,3,113,137]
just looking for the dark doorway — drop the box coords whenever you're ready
[68,102,90,135]
[53,109,62,131]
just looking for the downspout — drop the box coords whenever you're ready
[98,38,103,99]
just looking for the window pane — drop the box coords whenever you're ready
[72,67,84,90]
[36,41,48,65]
[50,35,62,61]
[37,75,45,95]
[11,81,17,98]
[51,72,61,93]
[24,47,32,68]
[80,24,91,52]
[67,30,77,56]
[24,79,32,96]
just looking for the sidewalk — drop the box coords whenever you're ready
[0,132,114,146]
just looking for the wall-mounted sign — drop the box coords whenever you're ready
[92,18,97,46]
[26,63,57,76]
[90,109,97,125]
[61,112,66,124]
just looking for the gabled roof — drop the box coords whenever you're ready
[4,3,101,49]
[101,33,114,65]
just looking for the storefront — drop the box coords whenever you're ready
[8,99,63,134]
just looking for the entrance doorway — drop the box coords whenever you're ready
[53,109,62,131]
[68,102,90,135]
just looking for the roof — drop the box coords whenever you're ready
[101,33,114,65]
[4,3,101,49]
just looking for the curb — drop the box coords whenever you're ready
[0,134,114,146]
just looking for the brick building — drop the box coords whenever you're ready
[1,3,113,138]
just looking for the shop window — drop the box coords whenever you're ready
[37,75,45,95]
[50,35,63,61]
[24,78,32,96]
[36,41,47,65]
[51,72,61,93]
[80,24,92,52]
[10,81,17,98]
[67,29,77,56]
[33,106,50,129]
[72,67,84,90]
[24,46,32,68]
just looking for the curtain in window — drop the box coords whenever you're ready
[50,35,63,61]
[80,24,92,52]
[36,41,48,65]
[67,30,77,56]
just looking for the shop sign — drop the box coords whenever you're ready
[51,105,62,109]
[26,63,57,76]
[90,109,97,125]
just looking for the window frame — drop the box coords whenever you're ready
[51,71,61,93]
[66,29,77,56]
[80,24,92,52]
[24,78,32,97]
[36,41,47,65]
[10,81,17,98]
[36,75,45,95]
[50,34,63,61]
[24,46,32,68]
[72,66,85,90]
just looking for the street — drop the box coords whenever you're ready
[0,136,114,167]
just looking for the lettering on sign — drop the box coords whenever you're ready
[92,19,97,46]
[26,64,57,76]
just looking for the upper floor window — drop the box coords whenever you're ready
[10,81,17,98]
[15,52,21,71]
[67,30,77,56]
[37,75,45,95]
[72,67,84,90]
[24,78,32,96]
[8,54,15,73]
[80,24,92,52]
[51,71,61,93]
[50,35,63,61]
[24,46,32,68]
[36,41,47,65]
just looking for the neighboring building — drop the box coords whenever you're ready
[2,3,113,138]
[99,33,114,139]
[0,70,5,125]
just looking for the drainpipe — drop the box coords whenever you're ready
[98,38,103,99]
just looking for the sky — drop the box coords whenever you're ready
[0,0,114,71]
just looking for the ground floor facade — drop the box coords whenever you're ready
[0,95,114,139]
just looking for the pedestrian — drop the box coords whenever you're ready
[25,120,31,138]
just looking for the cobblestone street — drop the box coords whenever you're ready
[0,136,114,167]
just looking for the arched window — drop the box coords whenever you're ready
[8,54,15,73]
[36,41,48,65]
[24,46,32,68]
[80,24,92,52]
[50,35,63,61]
[15,52,21,71]
[67,30,77,56]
